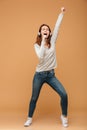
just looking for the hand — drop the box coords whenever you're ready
[61,7,65,12]
[42,34,47,40]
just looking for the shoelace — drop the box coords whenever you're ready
[63,117,68,124]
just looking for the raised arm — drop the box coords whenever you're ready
[51,7,65,47]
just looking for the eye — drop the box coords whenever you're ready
[42,28,45,31]
[41,26,49,31]
[46,28,49,31]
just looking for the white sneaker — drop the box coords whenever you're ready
[61,115,68,127]
[24,117,32,127]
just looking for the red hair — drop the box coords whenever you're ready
[35,24,52,48]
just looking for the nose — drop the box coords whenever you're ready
[44,30,47,32]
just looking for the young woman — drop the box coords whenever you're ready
[24,7,68,127]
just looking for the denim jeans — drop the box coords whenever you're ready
[28,69,68,117]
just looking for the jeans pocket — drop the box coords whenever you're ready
[35,72,45,79]
[48,70,55,77]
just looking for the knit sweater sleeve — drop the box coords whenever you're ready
[51,12,64,47]
[34,40,45,59]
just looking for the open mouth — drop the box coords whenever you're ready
[44,33,47,35]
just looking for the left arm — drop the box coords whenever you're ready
[51,7,65,47]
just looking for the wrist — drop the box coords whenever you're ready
[41,39,45,46]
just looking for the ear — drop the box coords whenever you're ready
[38,32,41,36]
[50,33,52,36]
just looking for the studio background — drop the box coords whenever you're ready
[0,0,87,120]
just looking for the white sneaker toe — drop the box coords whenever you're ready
[61,115,68,127]
[24,118,32,127]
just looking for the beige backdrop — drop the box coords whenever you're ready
[0,0,87,116]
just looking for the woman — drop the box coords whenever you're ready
[24,7,68,127]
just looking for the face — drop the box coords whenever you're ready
[40,26,50,38]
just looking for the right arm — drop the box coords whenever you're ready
[34,37,46,59]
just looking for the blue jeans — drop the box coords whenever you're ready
[28,69,68,117]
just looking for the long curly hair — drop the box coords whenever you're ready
[35,24,52,48]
